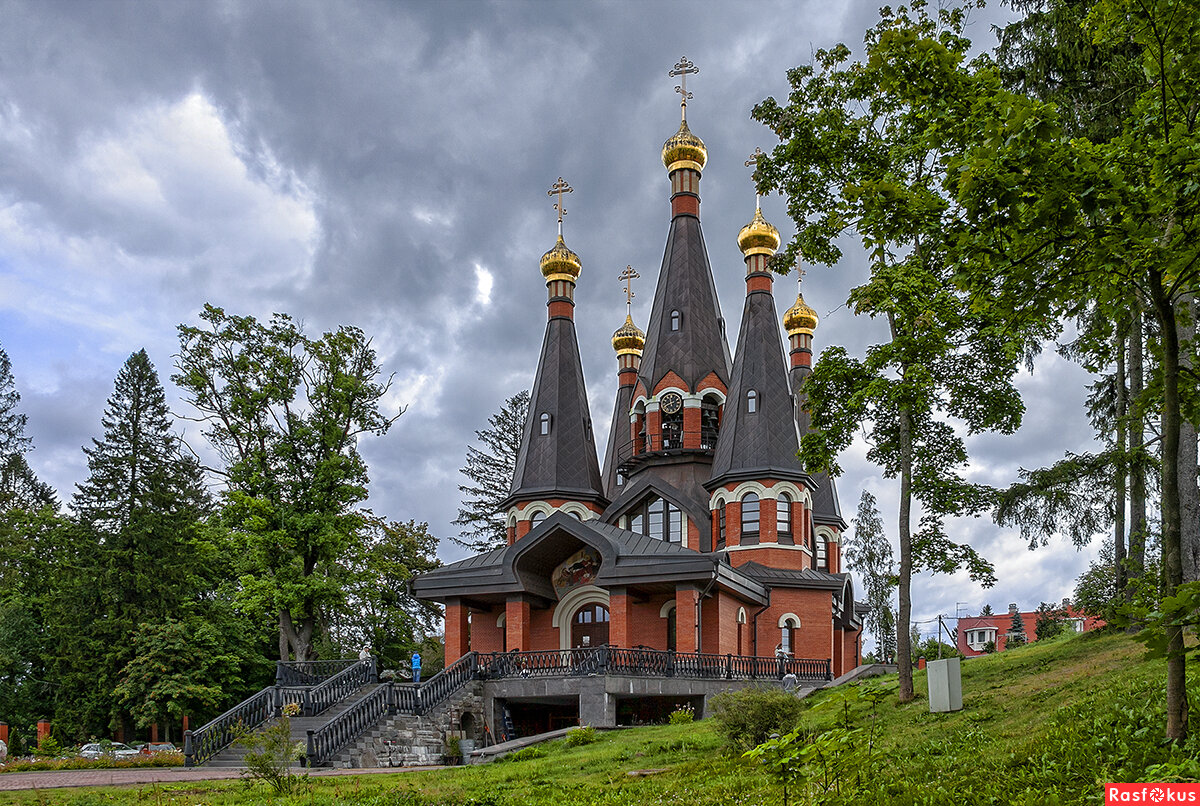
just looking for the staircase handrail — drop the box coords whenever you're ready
[276,658,360,686]
[301,657,376,717]
[183,686,274,767]
[305,683,391,767]
[409,651,477,714]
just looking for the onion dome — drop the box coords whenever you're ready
[611,314,646,356]
[661,119,708,174]
[540,235,582,282]
[737,207,781,258]
[784,293,819,335]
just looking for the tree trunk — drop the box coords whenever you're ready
[1129,308,1147,589]
[1115,325,1128,596]
[1150,277,1188,743]
[1178,295,1200,583]
[279,609,316,662]
[896,405,915,703]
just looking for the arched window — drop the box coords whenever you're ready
[746,389,758,413]
[700,396,720,448]
[816,534,828,571]
[780,615,800,655]
[539,412,551,435]
[670,310,682,331]
[530,511,546,528]
[777,493,793,545]
[741,493,760,542]
[717,506,726,550]
[630,496,684,543]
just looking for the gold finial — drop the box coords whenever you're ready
[784,263,817,335]
[669,56,698,122]
[619,265,640,313]
[745,147,765,210]
[548,177,573,236]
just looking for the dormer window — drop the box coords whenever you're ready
[670,310,681,331]
[539,412,551,435]
[747,389,758,413]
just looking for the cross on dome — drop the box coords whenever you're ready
[619,265,640,314]
[745,147,765,210]
[669,56,698,122]
[548,176,573,236]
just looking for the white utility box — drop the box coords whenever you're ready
[927,657,963,712]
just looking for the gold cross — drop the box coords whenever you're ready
[619,265,640,310]
[745,147,766,209]
[669,57,698,120]
[548,177,573,233]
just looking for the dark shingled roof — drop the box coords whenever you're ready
[790,364,847,528]
[601,380,634,499]
[737,561,848,591]
[637,214,732,393]
[708,287,807,488]
[503,318,606,508]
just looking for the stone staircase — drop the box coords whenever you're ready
[331,681,484,768]
[203,684,385,768]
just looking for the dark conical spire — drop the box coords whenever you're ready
[503,180,606,510]
[708,206,805,489]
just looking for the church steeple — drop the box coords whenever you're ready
[707,176,805,490]
[503,179,606,542]
[602,267,645,497]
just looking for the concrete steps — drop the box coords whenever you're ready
[203,685,385,768]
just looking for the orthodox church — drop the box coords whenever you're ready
[414,62,864,698]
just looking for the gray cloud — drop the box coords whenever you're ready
[1,0,1104,629]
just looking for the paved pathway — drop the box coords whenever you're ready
[0,764,443,792]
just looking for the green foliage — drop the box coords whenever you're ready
[1035,602,1069,640]
[174,304,403,661]
[744,683,888,806]
[503,745,546,762]
[564,726,598,747]
[1008,610,1028,647]
[444,736,463,760]
[235,715,305,794]
[453,390,529,552]
[709,686,806,751]
[845,491,896,659]
[0,751,184,773]
[667,704,695,725]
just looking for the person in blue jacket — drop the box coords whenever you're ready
[411,652,422,683]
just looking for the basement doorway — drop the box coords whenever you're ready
[616,696,703,726]
[505,698,580,737]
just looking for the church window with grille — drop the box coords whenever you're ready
[741,493,760,542]
[777,493,793,545]
[816,534,828,571]
[539,412,551,435]
[746,389,758,413]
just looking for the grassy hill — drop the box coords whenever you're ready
[7,630,1199,805]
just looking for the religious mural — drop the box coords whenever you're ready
[551,547,600,597]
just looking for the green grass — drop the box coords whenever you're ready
[5,631,1198,805]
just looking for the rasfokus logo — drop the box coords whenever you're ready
[1107,784,1200,803]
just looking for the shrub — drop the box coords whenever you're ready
[668,704,695,725]
[235,715,305,794]
[504,746,546,762]
[710,686,805,750]
[564,725,597,747]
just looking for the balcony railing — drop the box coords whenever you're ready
[476,647,830,683]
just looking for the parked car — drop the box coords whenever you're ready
[79,742,139,760]
[147,742,177,754]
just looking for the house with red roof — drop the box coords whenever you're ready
[956,601,1105,657]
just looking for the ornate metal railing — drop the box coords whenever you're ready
[475,647,831,683]
[276,658,360,686]
[300,657,376,717]
[183,687,273,767]
[304,653,479,766]
[306,682,391,766]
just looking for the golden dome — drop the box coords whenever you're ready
[661,119,708,173]
[611,314,646,355]
[737,207,781,257]
[540,235,582,282]
[784,293,819,335]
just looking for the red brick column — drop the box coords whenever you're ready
[444,600,470,663]
[0,722,8,745]
[833,630,845,677]
[675,586,699,653]
[646,410,662,451]
[609,588,631,648]
[682,406,701,448]
[506,597,532,651]
[37,720,51,747]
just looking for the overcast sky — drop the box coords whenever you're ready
[0,0,1106,645]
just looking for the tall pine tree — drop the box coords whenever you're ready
[453,390,529,552]
[73,349,211,733]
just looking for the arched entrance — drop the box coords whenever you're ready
[571,603,610,648]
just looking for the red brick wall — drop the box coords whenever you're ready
[610,590,631,647]
[695,372,725,394]
[445,602,469,663]
[505,599,531,651]
[652,371,689,396]
[759,590,833,661]
[472,608,504,654]
[841,629,860,675]
[728,546,809,570]
[676,587,699,653]
[683,406,701,448]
